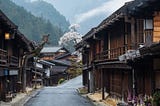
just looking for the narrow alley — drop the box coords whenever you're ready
[24,76,94,106]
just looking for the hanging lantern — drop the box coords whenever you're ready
[5,33,10,40]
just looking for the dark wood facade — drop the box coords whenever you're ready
[0,10,35,101]
[77,0,160,104]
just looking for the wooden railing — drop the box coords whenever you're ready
[0,49,8,66]
[0,49,19,67]
[94,45,134,61]
[9,56,19,67]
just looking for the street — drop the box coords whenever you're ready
[24,75,94,106]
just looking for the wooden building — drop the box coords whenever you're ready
[40,46,70,61]
[32,59,54,87]
[0,10,35,101]
[40,46,79,86]
[76,0,160,104]
[48,59,71,85]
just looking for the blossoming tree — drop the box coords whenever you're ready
[58,24,82,51]
[59,24,82,77]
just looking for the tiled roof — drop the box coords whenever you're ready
[49,59,71,66]
[50,66,68,75]
[55,53,71,60]
[38,60,55,66]
[40,46,62,53]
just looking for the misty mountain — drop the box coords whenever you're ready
[49,0,107,21]
[0,0,65,45]
[11,0,112,35]
[12,0,70,32]
[47,0,109,34]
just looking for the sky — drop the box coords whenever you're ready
[74,0,132,24]
[30,0,132,34]
[38,0,131,23]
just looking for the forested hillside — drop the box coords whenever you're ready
[12,0,70,32]
[0,0,68,45]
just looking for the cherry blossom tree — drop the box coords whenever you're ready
[58,24,82,47]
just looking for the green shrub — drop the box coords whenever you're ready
[58,78,65,84]
[153,91,160,106]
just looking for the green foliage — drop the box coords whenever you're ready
[67,58,82,79]
[153,91,160,105]
[12,0,70,32]
[0,0,67,45]
[58,78,65,84]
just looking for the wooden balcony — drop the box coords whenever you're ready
[0,49,8,67]
[94,45,133,61]
[9,56,19,67]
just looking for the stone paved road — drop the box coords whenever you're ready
[24,75,94,106]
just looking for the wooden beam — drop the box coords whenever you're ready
[100,64,132,70]
[131,17,136,48]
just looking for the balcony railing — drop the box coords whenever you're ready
[0,49,19,67]
[94,45,134,61]
[0,49,7,66]
[9,56,19,67]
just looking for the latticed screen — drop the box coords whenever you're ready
[153,11,160,42]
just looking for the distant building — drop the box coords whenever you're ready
[49,59,71,85]
[33,59,54,87]
[40,46,80,85]
[40,46,70,60]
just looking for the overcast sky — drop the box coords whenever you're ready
[31,0,131,23]
[30,0,131,34]
[74,0,132,23]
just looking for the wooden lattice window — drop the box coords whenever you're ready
[153,11,160,42]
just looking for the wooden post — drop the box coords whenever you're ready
[151,59,155,94]
[88,71,90,93]
[93,65,95,93]
[101,69,105,100]
[108,32,111,59]
[88,70,94,93]
[90,70,94,93]
[131,17,136,49]
[121,71,124,101]
[124,22,128,52]
[132,68,135,100]
[22,67,26,92]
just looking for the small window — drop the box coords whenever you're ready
[144,19,153,30]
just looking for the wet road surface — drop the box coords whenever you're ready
[24,75,93,106]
